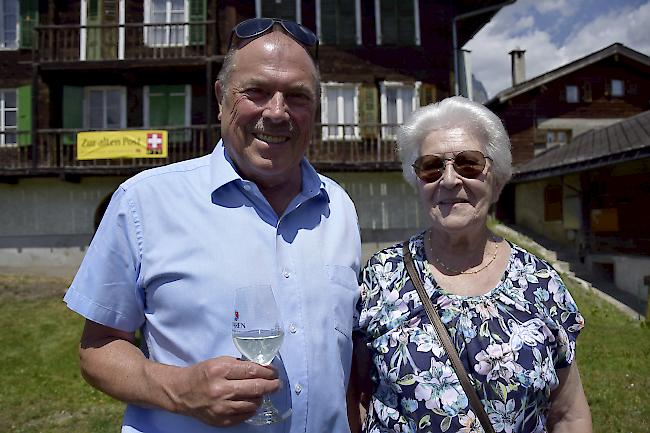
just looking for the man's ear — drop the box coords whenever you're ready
[214,81,223,121]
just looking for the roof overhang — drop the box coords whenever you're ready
[487,43,650,106]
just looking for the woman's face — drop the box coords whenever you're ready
[416,127,496,235]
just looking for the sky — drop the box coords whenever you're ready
[465,0,650,99]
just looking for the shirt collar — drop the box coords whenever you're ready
[209,140,329,202]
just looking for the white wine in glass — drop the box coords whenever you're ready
[232,284,285,425]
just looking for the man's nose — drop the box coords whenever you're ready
[263,92,290,122]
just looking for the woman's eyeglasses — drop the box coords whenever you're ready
[228,18,319,59]
[412,150,491,183]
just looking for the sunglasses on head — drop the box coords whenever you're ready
[228,18,319,60]
[412,150,491,183]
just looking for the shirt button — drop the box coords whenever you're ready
[289,324,297,333]
[294,383,302,395]
[243,184,252,191]
[282,270,290,278]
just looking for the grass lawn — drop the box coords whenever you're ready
[0,275,123,432]
[569,280,650,432]
[1,273,649,432]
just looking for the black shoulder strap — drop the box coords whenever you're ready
[403,239,495,433]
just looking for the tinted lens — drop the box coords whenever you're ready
[231,18,318,54]
[413,150,488,183]
[281,21,318,46]
[413,155,444,182]
[234,18,274,39]
[454,150,487,178]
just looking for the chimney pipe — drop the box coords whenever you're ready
[458,49,473,100]
[509,48,526,86]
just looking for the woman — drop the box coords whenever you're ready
[350,97,591,433]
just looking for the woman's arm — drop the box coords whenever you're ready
[547,362,592,433]
[347,332,373,433]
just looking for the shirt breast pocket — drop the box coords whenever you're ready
[325,264,359,375]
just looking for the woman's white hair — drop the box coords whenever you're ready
[397,96,512,196]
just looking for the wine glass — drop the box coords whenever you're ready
[232,284,285,425]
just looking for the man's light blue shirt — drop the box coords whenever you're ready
[64,141,361,432]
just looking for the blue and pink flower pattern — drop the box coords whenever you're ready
[357,232,584,433]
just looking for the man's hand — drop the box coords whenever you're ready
[172,356,280,427]
[79,321,280,428]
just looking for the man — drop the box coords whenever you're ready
[64,18,361,432]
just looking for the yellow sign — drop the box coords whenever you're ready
[76,130,168,160]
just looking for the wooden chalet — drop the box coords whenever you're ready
[0,0,512,177]
[487,43,650,168]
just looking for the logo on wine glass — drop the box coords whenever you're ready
[233,310,246,329]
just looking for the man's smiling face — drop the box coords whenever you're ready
[216,30,318,189]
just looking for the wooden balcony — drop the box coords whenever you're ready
[35,21,217,64]
[0,124,401,177]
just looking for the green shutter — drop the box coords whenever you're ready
[337,1,356,45]
[19,0,38,49]
[321,0,355,45]
[148,85,186,127]
[397,0,414,45]
[86,0,101,60]
[358,85,378,139]
[168,91,186,125]
[101,0,118,59]
[17,85,32,147]
[419,83,437,107]
[189,0,206,45]
[380,0,397,45]
[148,85,169,127]
[63,86,83,145]
[262,0,295,21]
[320,0,337,44]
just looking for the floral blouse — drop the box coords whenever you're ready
[356,232,584,433]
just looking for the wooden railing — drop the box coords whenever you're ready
[0,124,401,173]
[35,21,216,63]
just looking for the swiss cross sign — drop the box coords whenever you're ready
[147,133,164,154]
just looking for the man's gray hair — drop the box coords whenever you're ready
[397,96,512,196]
[216,28,321,101]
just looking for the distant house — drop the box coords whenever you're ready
[487,43,650,167]
[509,110,650,302]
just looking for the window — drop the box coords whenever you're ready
[611,79,625,97]
[317,0,360,45]
[256,0,299,22]
[321,83,359,140]
[84,87,126,129]
[0,0,18,49]
[144,84,191,141]
[565,85,579,103]
[380,82,419,138]
[546,130,570,146]
[145,0,187,46]
[535,128,571,155]
[0,89,17,146]
[544,184,563,221]
[375,0,420,46]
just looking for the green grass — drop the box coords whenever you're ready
[1,274,649,432]
[569,280,650,432]
[0,286,123,432]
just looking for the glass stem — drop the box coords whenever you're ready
[260,394,275,412]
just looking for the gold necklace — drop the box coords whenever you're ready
[426,230,500,275]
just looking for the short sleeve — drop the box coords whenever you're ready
[63,186,145,332]
[542,267,585,369]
